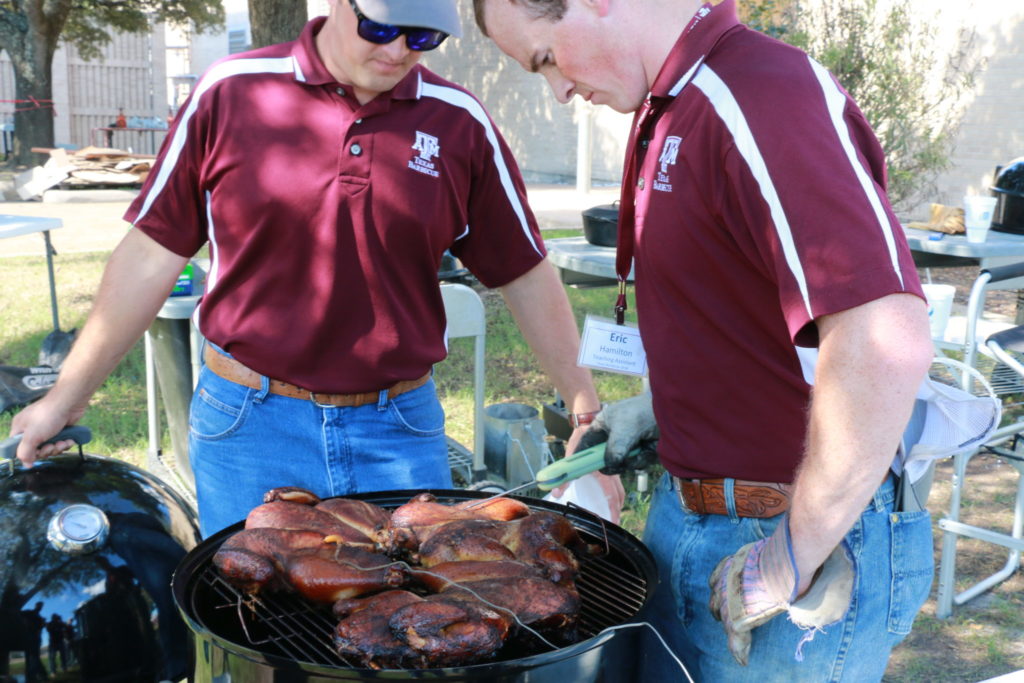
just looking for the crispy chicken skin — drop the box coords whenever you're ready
[416,511,585,583]
[334,590,427,669]
[263,486,321,505]
[383,493,530,553]
[214,529,405,602]
[212,528,325,593]
[315,497,392,540]
[410,560,545,592]
[389,592,512,667]
[443,578,581,632]
[283,543,407,603]
[245,501,377,548]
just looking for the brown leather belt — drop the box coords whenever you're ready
[674,476,792,518]
[202,345,430,407]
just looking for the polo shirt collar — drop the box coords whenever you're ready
[289,16,422,101]
[649,0,741,99]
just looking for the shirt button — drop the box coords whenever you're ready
[336,86,346,96]
[350,143,363,156]
[641,139,649,149]
[637,177,645,190]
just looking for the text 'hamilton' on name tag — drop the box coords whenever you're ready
[577,315,648,376]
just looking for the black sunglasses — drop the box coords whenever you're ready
[348,0,449,52]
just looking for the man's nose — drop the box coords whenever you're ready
[543,70,575,104]
[381,35,412,60]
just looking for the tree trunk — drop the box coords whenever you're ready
[248,0,308,49]
[11,62,57,167]
[0,0,70,167]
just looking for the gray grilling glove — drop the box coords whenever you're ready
[577,392,660,475]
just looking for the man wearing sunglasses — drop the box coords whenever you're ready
[473,0,935,680]
[12,0,615,537]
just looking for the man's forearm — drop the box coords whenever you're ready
[789,293,932,591]
[499,259,601,415]
[12,228,188,463]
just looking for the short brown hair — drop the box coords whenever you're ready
[473,0,568,36]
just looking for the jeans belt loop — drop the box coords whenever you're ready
[724,477,739,523]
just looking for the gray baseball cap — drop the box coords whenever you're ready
[355,0,463,38]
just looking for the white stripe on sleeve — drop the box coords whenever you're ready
[807,57,904,288]
[419,81,543,258]
[693,66,814,319]
[133,57,300,226]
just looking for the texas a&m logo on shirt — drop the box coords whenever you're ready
[409,131,440,178]
[654,135,681,193]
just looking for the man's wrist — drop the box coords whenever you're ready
[569,410,601,429]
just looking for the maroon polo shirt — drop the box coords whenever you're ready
[125,18,545,393]
[619,0,924,482]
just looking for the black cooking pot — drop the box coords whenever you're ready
[991,157,1024,234]
[173,489,656,682]
[0,428,201,682]
[582,203,620,247]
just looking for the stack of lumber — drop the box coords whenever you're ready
[15,146,154,199]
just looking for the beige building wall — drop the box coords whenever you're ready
[423,0,630,185]
[909,1,1024,220]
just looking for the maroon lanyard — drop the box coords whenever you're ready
[614,97,658,324]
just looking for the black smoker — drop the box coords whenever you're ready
[173,489,658,682]
[0,447,201,682]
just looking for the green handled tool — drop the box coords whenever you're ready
[465,442,638,508]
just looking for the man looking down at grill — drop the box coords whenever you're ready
[474,0,934,679]
[10,0,616,537]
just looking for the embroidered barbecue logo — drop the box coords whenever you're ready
[654,135,681,192]
[409,131,440,178]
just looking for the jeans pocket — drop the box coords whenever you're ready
[888,509,934,634]
[189,371,252,440]
[387,384,445,436]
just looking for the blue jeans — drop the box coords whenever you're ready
[188,349,451,537]
[637,472,933,682]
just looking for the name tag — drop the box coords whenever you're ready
[577,315,647,376]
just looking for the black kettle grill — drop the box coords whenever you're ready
[990,157,1024,235]
[173,489,657,682]
[0,427,201,682]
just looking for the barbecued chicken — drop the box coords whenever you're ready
[213,528,406,601]
[263,486,321,505]
[213,528,325,593]
[416,511,588,583]
[389,592,512,667]
[334,590,427,669]
[315,498,392,541]
[246,501,377,549]
[283,543,407,603]
[383,493,530,553]
[334,589,510,669]
[410,560,545,591]
[442,578,581,633]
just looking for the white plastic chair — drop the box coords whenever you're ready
[935,262,1024,618]
[439,283,487,485]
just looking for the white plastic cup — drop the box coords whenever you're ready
[922,283,956,340]
[964,195,998,243]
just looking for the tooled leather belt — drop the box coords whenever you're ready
[673,476,792,518]
[202,345,430,407]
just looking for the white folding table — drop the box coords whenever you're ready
[0,214,65,333]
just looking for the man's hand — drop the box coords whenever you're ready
[11,396,84,467]
[708,518,854,666]
[577,393,659,474]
